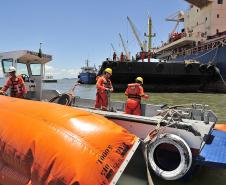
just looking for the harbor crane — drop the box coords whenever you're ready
[119,33,129,59]
[127,16,146,51]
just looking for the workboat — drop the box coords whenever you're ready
[1,50,226,182]
[78,59,97,84]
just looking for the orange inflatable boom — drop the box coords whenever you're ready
[0,96,140,185]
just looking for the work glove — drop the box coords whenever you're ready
[105,88,111,93]
[0,90,5,95]
[143,94,149,99]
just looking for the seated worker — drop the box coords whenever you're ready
[95,68,113,110]
[125,77,149,115]
[0,66,27,98]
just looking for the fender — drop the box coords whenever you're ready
[147,133,192,180]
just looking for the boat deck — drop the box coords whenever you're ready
[198,130,226,168]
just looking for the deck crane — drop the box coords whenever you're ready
[165,11,184,39]
[127,16,146,51]
[119,33,130,60]
[110,43,119,60]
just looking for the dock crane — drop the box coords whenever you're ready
[119,33,130,60]
[110,43,119,61]
[127,16,146,51]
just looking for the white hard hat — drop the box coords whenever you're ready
[8,66,16,72]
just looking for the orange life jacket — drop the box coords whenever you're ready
[96,76,112,93]
[126,83,142,100]
[1,76,26,97]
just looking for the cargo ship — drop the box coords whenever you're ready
[98,0,226,93]
[78,60,97,84]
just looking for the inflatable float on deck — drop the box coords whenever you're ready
[0,96,140,185]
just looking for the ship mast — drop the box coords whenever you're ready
[145,16,156,51]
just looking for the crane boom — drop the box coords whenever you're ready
[110,43,119,60]
[127,16,144,51]
[111,43,117,53]
[119,33,128,56]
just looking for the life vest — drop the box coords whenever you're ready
[96,76,112,93]
[10,76,25,97]
[126,83,142,100]
[2,76,25,97]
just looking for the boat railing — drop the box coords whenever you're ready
[175,35,226,57]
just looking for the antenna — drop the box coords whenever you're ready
[38,42,43,58]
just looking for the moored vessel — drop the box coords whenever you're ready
[78,59,97,84]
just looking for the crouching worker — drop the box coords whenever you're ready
[95,68,113,110]
[0,66,27,98]
[125,77,149,116]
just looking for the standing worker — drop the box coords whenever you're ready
[147,49,151,63]
[125,77,149,116]
[0,66,27,98]
[95,68,113,111]
[113,52,117,61]
[141,50,146,62]
[120,52,124,62]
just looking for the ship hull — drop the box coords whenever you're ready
[174,44,226,79]
[78,72,96,84]
[98,60,225,92]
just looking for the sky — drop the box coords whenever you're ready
[0,0,189,78]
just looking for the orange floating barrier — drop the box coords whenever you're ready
[0,96,139,185]
[214,124,226,132]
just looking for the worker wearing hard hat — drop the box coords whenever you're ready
[125,77,149,115]
[0,66,27,98]
[95,68,113,110]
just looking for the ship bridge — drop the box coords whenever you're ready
[184,0,211,8]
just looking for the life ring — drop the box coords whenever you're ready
[147,133,192,180]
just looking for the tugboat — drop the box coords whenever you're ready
[78,59,97,84]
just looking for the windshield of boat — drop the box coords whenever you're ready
[30,63,41,76]
[1,58,13,73]
[17,63,29,76]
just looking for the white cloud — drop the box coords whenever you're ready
[45,65,80,79]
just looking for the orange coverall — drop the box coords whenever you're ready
[95,76,113,110]
[125,83,148,116]
[1,76,27,98]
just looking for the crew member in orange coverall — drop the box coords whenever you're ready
[95,68,113,110]
[147,49,151,63]
[0,66,27,98]
[125,77,149,115]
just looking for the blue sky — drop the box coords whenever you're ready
[0,0,189,78]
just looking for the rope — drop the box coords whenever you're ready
[191,42,221,60]
[215,67,226,88]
